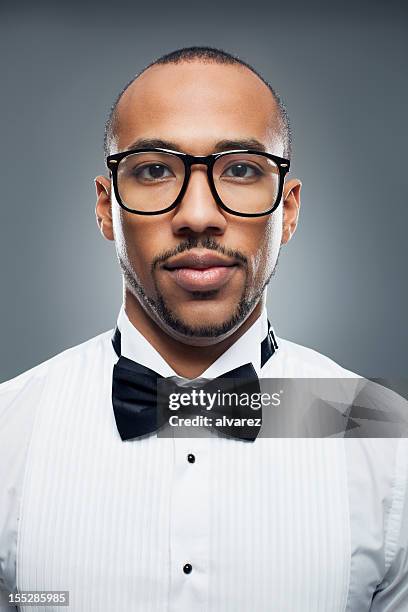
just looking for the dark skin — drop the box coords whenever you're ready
[95,61,301,378]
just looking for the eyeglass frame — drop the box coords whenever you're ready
[106,146,291,218]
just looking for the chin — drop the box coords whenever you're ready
[172,302,237,327]
[152,295,257,343]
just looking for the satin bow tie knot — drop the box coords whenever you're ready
[111,321,278,442]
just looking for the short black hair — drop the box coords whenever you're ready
[103,46,292,160]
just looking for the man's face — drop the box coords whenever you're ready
[96,61,300,343]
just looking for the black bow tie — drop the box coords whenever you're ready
[111,321,278,442]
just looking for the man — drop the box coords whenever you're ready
[0,46,407,611]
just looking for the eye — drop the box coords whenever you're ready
[222,163,262,179]
[134,163,174,181]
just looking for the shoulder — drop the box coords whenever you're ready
[0,329,116,589]
[265,334,361,378]
[0,328,115,411]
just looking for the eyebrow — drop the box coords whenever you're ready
[123,137,267,154]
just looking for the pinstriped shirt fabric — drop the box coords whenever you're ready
[0,305,407,611]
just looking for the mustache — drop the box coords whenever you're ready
[151,236,248,272]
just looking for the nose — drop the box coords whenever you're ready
[170,165,228,236]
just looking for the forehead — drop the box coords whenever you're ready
[113,61,283,156]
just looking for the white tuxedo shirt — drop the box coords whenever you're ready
[0,305,407,611]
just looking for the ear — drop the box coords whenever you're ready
[281,178,302,245]
[95,175,114,241]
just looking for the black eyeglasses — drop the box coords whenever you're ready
[106,147,290,217]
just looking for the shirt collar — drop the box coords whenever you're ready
[116,304,273,381]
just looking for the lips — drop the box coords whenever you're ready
[163,251,238,270]
[162,250,239,292]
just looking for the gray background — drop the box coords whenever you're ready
[0,0,407,382]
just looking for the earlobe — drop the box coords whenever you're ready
[281,178,302,245]
[95,175,114,242]
[283,224,292,242]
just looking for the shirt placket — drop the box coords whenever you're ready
[168,433,210,612]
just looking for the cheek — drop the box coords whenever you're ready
[247,212,283,280]
[112,207,160,282]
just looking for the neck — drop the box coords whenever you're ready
[123,290,264,378]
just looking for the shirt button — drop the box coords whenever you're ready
[187,453,195,463]
[183,563,193,574]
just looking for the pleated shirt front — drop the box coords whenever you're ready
[0,305,407,611]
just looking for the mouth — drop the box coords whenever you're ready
[162,249,240,292]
